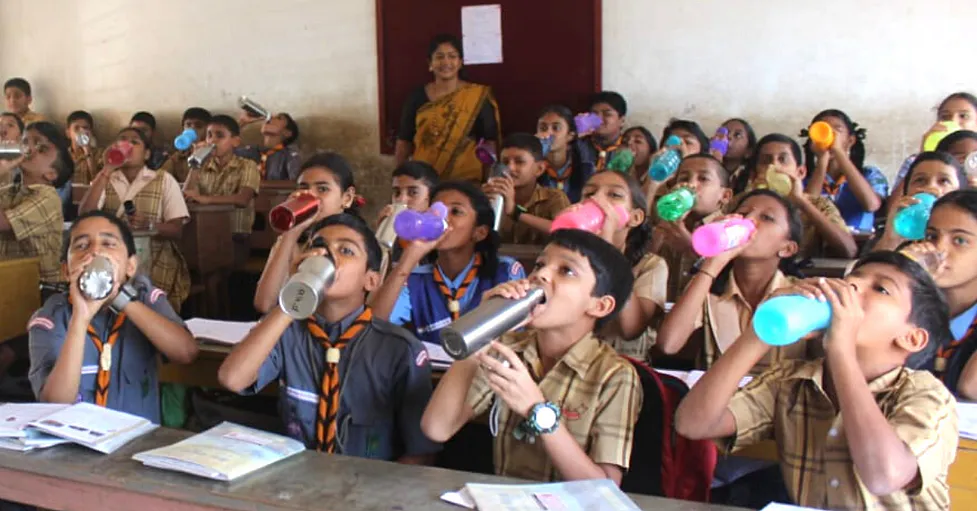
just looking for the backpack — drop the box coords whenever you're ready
[620,357,717,502]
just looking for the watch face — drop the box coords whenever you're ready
[534,406,558,430]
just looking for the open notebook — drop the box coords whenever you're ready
[185,318,256,345]
[133,422,304,481]
[655,369,754,389]
[27,402,157,454]
[442,479,640,510]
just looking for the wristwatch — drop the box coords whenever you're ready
[110,282,138,313]
[526,401,561,435]
[511,204,526,222]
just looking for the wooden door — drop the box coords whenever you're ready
[376,0,602,153]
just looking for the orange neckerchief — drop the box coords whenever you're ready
[822,174,846,197]
[86,312,127,407]
[432,254,482,320]
[307,307,373,453]
[542,160,573,191]
[935,311,977,375]
[591,136,623,171]
[259,144,285,179]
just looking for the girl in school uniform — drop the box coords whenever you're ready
[370,180,525,344]
[535,105,589,203]
[890,92,977,209]
[622,126,658,187]
[578,170,666,362]
[915,190,977,397]
[867,152,968,253]
[715,118,757,196]
[78,128,191,312]
[802,109,889,232]
[656,189,817,372]
[253,152,357,313]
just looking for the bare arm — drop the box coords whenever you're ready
[78,167,113,214]
[604,295,659,341]
[419,357,479,442]
[539,427,624,483]
[369,247,426,320]
[218,308,293,392]
[791,194,857,257]
[804,151,830,196]
[656,257,727,354]
[38,316,88,403]
[833,149,882,212]
[516,213,553,235]
[153,218,184,240]
[254,235,300,314]
[674,330,769,440]
[958,352,977,400]
[123,301,197,363]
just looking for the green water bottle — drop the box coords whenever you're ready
[656,187,696,222]
[606,149,634,172]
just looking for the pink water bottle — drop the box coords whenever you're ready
[691,218,757,257]
[550,200,628,234]
[105,141,133,167]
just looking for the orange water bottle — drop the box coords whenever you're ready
[809,121,835,152]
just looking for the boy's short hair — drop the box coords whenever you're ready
[852,250,951,367]
[588,91,627,117]
[546,229,635,329]
[392,161,439,190]
[902,151,968,194]
[28,121,74,188]
[208,115,240,137]
[280,113,299,146]
[2,112,25,133]
[130,111,157,131]
[3,78,31,96]
[63,210,137,261]
[308,213,382,273]
[501,133,544,162]
[750,133,804,170]
[181,107,212,125]
[683,153,730,187]
[66,110,94,129]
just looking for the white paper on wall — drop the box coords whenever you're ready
[461,4,503,65]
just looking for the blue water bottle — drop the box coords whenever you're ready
[174,128,197,151]
[648,135,683,182]
[752,295,832,346]
[893,193,938,241]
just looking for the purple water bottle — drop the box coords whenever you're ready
[475,139,496,165]
[709,127,729,157]
[394,202,449,241]
[574,113,602,134]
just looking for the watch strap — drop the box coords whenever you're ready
[110,282,137,313]
[511,204,526,222]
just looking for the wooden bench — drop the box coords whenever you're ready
[177,204,235,317]
[0,257,40,342]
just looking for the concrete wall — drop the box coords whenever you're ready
[3,0,977,209]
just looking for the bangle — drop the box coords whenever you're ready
[697,269,716,280]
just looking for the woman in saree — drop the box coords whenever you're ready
[395,34,501,183]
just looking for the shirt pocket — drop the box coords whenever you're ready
[282,385,319,448]
[78,365,98,403]
[340,406,394,461]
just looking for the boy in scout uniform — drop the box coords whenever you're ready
[676,251,959,510]
[28,211,198,422]
[422,229,642,484]
[219,213,440,462]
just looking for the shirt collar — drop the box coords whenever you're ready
[785,359,908,395]
[110,167,155,185]
[313,305,366,339]
[720,269,790,304]
[523,185,547,209]
[523,330,602,378]
[951,302,977,340]
[435,254,477,289]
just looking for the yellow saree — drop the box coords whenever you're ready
[412,83,500,182]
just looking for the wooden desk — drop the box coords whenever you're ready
[0,428,744,511]
[736,438,977,507]
[805,258,856,279]
[500,244,543,271]
[0,257,40,341]
[178,204,235,275]
[252,181,295,251]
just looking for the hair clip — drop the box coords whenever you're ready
[354,195,367,207]
[798,128,810,139]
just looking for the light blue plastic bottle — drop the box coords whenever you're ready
[648,135,683,182]
[752,295,832,346]
[173,128,197,151]
[893,193,938,241]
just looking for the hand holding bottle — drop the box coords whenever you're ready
[482,175,516,215]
